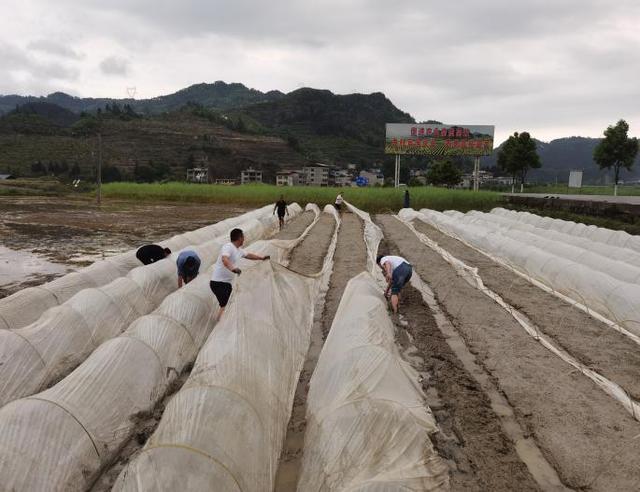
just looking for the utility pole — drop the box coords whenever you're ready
[97,132,102,205]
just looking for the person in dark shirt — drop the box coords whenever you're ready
[403,189,410,209]
[273,195,289,230]
[136,244,171,265]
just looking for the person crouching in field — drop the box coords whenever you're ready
[274,195,289,230]
[136,244,171,265]
[334,193,344,212]
[176,249,201,287]
[377,254,412,314]
[210,228,270,320]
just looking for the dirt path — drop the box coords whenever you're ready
[377,234,540,491]
[88,211,316,491]
[275,212,367,491]
[412,220,640,402]
[377,215,640,491]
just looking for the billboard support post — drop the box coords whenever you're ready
[473,156,480,192]
[394,154,400,188]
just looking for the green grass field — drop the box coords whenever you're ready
[100,182,503,213]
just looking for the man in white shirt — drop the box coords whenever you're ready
[210,228,270,319]
[334,194,344,212]
[376,254,413,314]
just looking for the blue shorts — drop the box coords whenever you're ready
[391,262,412,294]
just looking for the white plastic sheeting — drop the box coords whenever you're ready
[492,207,640,254]
[0,206,310,492]
[403,208,640,338]
[0,206,301,408]
[298,273,449,491]
[0,204,280,330]
[345,201,384,275]
[397,212,640,422]
[113,207,338,491]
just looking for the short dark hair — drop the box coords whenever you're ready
[230,228,244,242]
[163,248,171,256]
[376,254,384,265]
[183,256,199,276]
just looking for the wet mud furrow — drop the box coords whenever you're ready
[275,212,367,491]
[376,232,540,491]
[377,214,640,492]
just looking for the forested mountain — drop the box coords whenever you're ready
[1,81,637,184]
[0,81,285,115]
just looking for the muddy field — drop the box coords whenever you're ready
[0,197,248,296]
[4,200,640,491]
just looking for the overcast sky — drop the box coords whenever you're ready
[1,0,639,143]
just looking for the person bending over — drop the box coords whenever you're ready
[176,249,201,287]
[377,254,412,314]
[136,244,171,265]
[210,228,270,319]
[274,195,289,230]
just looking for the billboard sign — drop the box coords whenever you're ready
[385,123,495,156]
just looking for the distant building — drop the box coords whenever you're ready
[186,168,208,183]
[303,163,331,187]
[276,170,303,186]
[460,171,511,189]
[331,169,353,187]
[241,167,263,185]
[359,170,384,187]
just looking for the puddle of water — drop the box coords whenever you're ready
[0,245,70,288]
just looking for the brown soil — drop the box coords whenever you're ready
[271,210,317,241]
[85,211,315,490]
[275,212,367,491]
[413,220,640,401]
[377,215,640,491]
[378,235,540,491]
[287,214,337,275]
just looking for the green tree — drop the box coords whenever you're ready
[426,160,462,187]
[101,165,122,183]
[497,132,541,191]
[70,162,81,178]
[593,119,639,196]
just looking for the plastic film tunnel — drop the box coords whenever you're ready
[0,205,300,408]
[297,272,449,491]
[0,206,305,491]
[402,208,640,338]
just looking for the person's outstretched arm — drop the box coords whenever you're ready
[244,253,270,261]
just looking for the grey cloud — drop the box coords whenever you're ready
[3,0,640,140]
[99,56,129,75]
[28,39,83,60]
[0,42,79,94]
